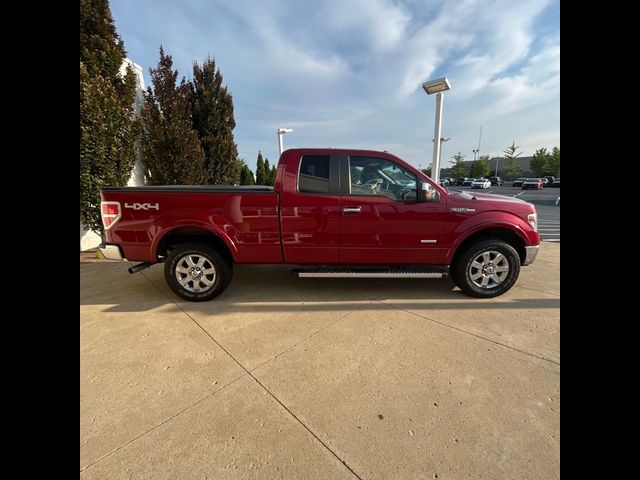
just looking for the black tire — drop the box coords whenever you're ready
[164,243,233,302]
[453,239,520,298]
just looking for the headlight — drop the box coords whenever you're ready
[527,213,538,231]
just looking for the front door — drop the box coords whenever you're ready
[339,155,446,265]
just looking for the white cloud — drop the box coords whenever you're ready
[323,0,410,50]
[398,0,552,97]
[110,0,559,170]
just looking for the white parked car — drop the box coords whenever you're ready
[471,178,491,189]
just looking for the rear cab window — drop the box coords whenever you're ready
[298,155,331,194]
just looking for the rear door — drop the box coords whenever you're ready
[338,155,446,264]
[279,153,341,264]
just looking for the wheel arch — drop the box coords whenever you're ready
[448,226,527,269]
[153,224,237,265]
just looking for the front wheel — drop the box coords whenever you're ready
[164,243,233,301]
[453,239,520,298]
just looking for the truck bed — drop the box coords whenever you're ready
[101,185,275,193]
[101,186,282,264]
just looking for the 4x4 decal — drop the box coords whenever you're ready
[124,203,159,210]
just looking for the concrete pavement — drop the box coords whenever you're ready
[80,243,559,479]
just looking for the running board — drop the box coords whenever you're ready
[293,267,447,279]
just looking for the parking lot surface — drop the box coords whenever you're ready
[81,243,560,479]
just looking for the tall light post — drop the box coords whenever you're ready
[472,148,479,177]
[277,128,293,156]
[422,77,451,183]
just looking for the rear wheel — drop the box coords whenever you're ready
[453,239,520,298]
[164,243,233,301]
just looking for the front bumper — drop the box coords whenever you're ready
[99,243,125,261]
[522,245,539,266]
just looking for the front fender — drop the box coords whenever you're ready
[444,211,535,265]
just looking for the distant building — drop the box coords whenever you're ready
[80,59,146,251]
[487,156,533,178]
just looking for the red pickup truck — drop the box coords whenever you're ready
[100,148,540,301]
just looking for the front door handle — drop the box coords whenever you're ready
[343,206,361,215]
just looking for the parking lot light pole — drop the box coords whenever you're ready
[422,77,451,184]
[277,128,293,156]
[472,148,478,177]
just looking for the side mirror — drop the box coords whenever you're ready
[418,182,440,202]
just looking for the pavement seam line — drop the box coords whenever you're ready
[249,310,356,373]
[80,373,248,473]
[344,287,560,367]
[516,285,560,297]
[379,300,560,367]
[141,272,363,480]
[342,287,560,366]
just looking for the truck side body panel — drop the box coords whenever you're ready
[101,148,540,267]
[101,189,282,263]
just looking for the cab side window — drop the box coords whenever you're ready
[348,156,417,201]
[298,155,330,194]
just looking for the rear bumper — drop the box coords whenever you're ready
[99,243,125,261]
[522,245,539,266]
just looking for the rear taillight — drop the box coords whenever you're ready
[101,201,121,230]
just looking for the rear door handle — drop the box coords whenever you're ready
[343,206,361,214]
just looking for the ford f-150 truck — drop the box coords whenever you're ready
[99,148,540,301]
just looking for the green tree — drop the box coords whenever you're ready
[255,151,266,184]
[80,0,139,234]
[140,47,206,185]
[449,152,468,178]
[503,142,522,179]
[422,167,432,177]
[530,148,550,176]
[547,146,560,175]
[269,165,277,185]
[472,155,491,178]
[262,158,277,186]
[264,159,271,184]
[238,159,255,185]
[190,56,240,185]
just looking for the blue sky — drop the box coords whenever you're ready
[111,0,559,173]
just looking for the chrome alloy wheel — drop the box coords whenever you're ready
[468,250,510,289]
[175,254,217,293]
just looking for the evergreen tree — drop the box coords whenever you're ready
[503,142,523,179]
[449,152,468,178]
[530,148,550,176]
[140,47,206,185]
[190,56,240,184]
[238,159,255,185]
[269,164,277,185]
[80,0,139,234]
[264,159,272,185]
[255,151,266,184]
